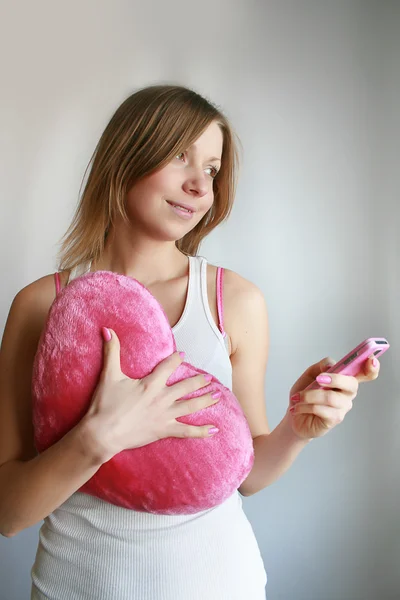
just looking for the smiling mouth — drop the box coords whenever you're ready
[166,200,195,214]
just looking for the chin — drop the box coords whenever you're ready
[159,228,196,243]
[156,220,202,241]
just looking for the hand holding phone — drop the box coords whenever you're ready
[304,337,390,391]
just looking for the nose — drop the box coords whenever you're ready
[182,170,209,198]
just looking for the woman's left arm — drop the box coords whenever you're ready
[223,271,380,497]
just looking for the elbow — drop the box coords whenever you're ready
[238,484,256,498]
[0,527,17,538]
[0,514,19,538]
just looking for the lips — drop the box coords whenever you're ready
[166,200,196,213]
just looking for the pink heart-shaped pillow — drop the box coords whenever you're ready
[32,271,254,514]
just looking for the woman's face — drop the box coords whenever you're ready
[124,120,224,241]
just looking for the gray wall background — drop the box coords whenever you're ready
[0,1,399,599]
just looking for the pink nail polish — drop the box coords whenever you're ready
[212,391,222,399]
[291,393,300,403]
[208,427,219,435]
[179,352,185,359]
[372,358,378,368]
[316,375,332,384]
[101,327,112,342]
[290,406,296,413]
[204,374,213,382]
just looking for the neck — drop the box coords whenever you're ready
[92,221,190,287]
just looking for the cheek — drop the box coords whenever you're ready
[203,199,214,215]
[125,174,166,214]
[203,189,215,211]
[135,173,169,199]
[128,168,172,198]
[144,165,180,198]
[146,170,171,195]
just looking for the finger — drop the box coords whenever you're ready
[321,357,337,372]
[369,354,380,372]
[293,389,349,409]
[101,327,122,379]
[315,372,359,395]
[304,356,337,378]
[173,391,221,418]
[170,422,219,439]
[291,356,337,394]
[291,402,345,426]
[145,351,184,387]
[356,355,380,382]
[167,373,213,401]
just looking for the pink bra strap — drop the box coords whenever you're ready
[216,267,226,337]
[54,272,61,296]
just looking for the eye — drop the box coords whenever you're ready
[205,165,219,179]
[175,152,219,179]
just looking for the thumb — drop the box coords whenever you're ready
[303,356,336,381]
[295,356,337,395]
[320,357,336,373]
[101,327,121,378]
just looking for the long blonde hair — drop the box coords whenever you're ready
[57,84,241,270]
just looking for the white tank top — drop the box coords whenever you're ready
[30,255,267,600]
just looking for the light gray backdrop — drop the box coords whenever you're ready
[0,1,399,599]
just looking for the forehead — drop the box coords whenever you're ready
[188,122,223,158]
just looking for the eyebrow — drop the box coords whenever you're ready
[189,144,221,163]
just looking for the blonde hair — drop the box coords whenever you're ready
[57,84,241,271]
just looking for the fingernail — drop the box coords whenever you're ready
[316,375,332,384]
[291,393,301,403]
[179,352,185,359]
[101,327,112,342]
[204,374,213,382]
[208,427,219,436]
[372,358,378,368]
[290,406,296,413]
[212,391,222,399]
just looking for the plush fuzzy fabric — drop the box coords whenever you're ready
[32,271,254,514]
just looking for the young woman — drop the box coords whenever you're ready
[0,84,380,599]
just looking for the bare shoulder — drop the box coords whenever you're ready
[10,270,70,329]
[0,270,69,466]
[222,268,265,302]
[214,266,268,355]
[206,261,266,297]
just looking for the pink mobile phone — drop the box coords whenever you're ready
[305,337,390,391]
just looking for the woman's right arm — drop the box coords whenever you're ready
[0,418,107,538]
[0,281,108,538]
[0,280,219,538]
